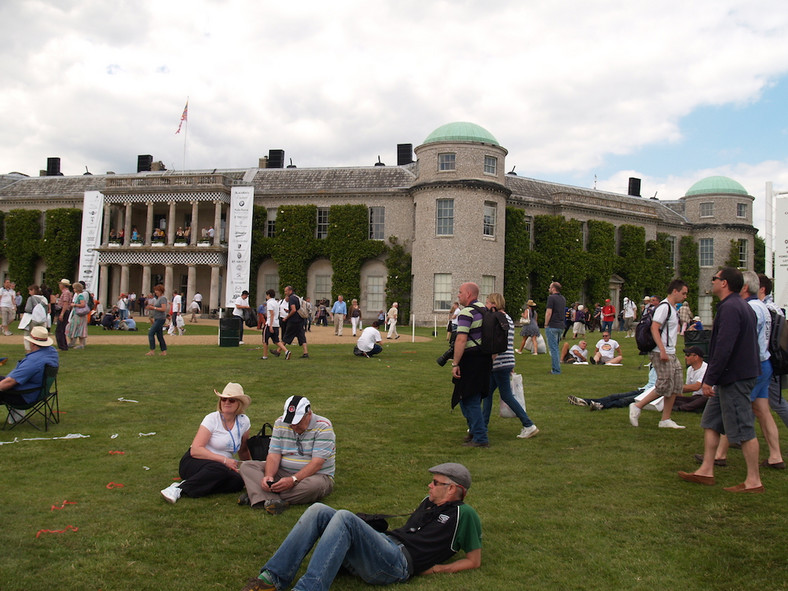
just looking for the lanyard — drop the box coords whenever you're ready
[222,415,242,454]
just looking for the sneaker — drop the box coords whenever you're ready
[567,395,588,407]
[239,341,245,345]
[517,425,539,439]
[629,403,640,427]
[264,499,289,515]
[4,331,12,336]
[590,401,604,411]
[271,350,281,357]
[160,482,182,504]
[260,356,268,360]
[285,350,291,360]
[514,349,522,354]
[238,492,250,506]
[659,419,685,429]
[301,354,309,358]
[241,576,276,591]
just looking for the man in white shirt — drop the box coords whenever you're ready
[591,332,622,365]
[0,279,16,336]
[672,346,709,412]
[623,296,638,338]
[168,291,183,336]
[262,290,288,359]
[233,291,250,345]
[629,279,688,429]
[560,340,588,363]
[354,321,383,357]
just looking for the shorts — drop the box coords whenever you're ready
[283,317,307,346]
[264,326,280,344]
[700,378,757,445]
[649,352,683,398]
[750,359,772,400]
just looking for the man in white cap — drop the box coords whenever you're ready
[239,395,335,514]
[241,463,482,591]
[0,326,59,421]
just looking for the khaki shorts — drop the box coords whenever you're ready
[649,352,683,398]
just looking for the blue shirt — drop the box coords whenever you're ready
[7,346,60,403]
[331,300,347,315]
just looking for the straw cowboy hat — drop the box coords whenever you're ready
[214,382,251,413]
[25,326,54,348]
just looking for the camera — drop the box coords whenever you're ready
[436,346,454,367]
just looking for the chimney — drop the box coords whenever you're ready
[627,177,641,197]
[46,157,61,176]
[137,155,153,173]
[397,144,413,166]
[267,150,285,169]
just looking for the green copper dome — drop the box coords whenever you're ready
[685,176,749,197]
[423,122,500,146]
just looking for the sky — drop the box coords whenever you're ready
[2,0,788,237]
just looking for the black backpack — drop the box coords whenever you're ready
[635,301,670,354]
[768,308,788,375]
[470,304,509,355]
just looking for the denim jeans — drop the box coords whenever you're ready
[148,317,167,351]
[769,375,788,428]
[483,369,534,428]
[546,327,562,374]
[459,392,488,444]
[263,503,410,591]
[601,321,613,333]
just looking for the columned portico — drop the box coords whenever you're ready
[213,201,222,245]
[191,201,199,245]
[210,265,221,311]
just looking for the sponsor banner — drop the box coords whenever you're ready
[776,197,788,309]
[77,191,104,295]
[225,186,254,307]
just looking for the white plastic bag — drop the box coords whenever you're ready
[500,373,526,417]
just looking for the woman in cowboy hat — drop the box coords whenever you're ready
[516,299,540,355]
[161,383,252,503]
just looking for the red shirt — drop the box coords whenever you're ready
[602,305,615,322]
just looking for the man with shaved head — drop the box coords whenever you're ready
[450,282,492,447]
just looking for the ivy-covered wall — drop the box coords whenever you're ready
[678,235,699,311]
[643,233,675,296]
[530,215,584,309]
[615,225,646,302]
[503,207,532,314]
[41,208,82,287]
[5,209,42,290]
[585,220,616,306]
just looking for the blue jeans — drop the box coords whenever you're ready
[546,327,562,374]
[148,317,167,351]
[459,392,488,444]
[483,369,534,428]
[263,503,410,591]
[601,321,613,333]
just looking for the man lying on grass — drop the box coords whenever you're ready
[241,462,482,591]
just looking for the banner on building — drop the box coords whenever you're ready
[775,196,788,310]
[77,191,104,296]
[225,186,254,307]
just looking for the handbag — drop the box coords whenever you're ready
[522,310,531,325]
[247,422,273,461]
[18,312,32,331]
[500,373,527,417]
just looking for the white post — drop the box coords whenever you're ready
[766,182,774,277]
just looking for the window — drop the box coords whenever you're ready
[438,153,456,171]
[316,207,330,239]
[737,203,747,218]
[366,275,385,311]
[524,216,533,249]
[484,156,497,175]
[263,274,279,295]
[314,274,332,303]
[699,202,714,217]
[483,201,497,238]
[369,206,385,240]
[480,276,495,303]
[434,273,452,311]
[699,238,714,267]
[266,208,277,238]
[436,198,454,236]
[738,239,748,268]
[666,236,676,269]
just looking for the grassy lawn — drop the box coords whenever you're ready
[1,328,785,591]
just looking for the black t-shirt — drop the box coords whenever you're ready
[389,498,482,573]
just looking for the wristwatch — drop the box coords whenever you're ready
[292,475,298,484]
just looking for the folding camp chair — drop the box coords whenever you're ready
[2,365,59,431]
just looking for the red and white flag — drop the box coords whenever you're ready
[175,100,188,134]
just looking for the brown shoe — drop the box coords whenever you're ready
[678,471,715,486]
[463,433,473,442]
[723,483,764,493]
[760,459,786,470]
[694,453,727,467]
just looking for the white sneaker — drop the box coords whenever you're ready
[567,395,588,407]
[629,403,640,427]
[160,482,182,504]
[590,401,604,411]
[239,341,245,345]
[659,419,685,429]
[514,349,522,354]
[517,425,539,439]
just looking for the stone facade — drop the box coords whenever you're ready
[0,123,757,325]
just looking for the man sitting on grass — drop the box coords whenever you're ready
[591,332,623,364]
[240,463,482,591]
[568,365,656,411]
[560,340,588,363]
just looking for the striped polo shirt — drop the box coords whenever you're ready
[456,300,485,351]
[268,413,336,477]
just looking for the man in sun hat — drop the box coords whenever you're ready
[0,326,59,414]
[239,395,335,515]
[240,462,482,591]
